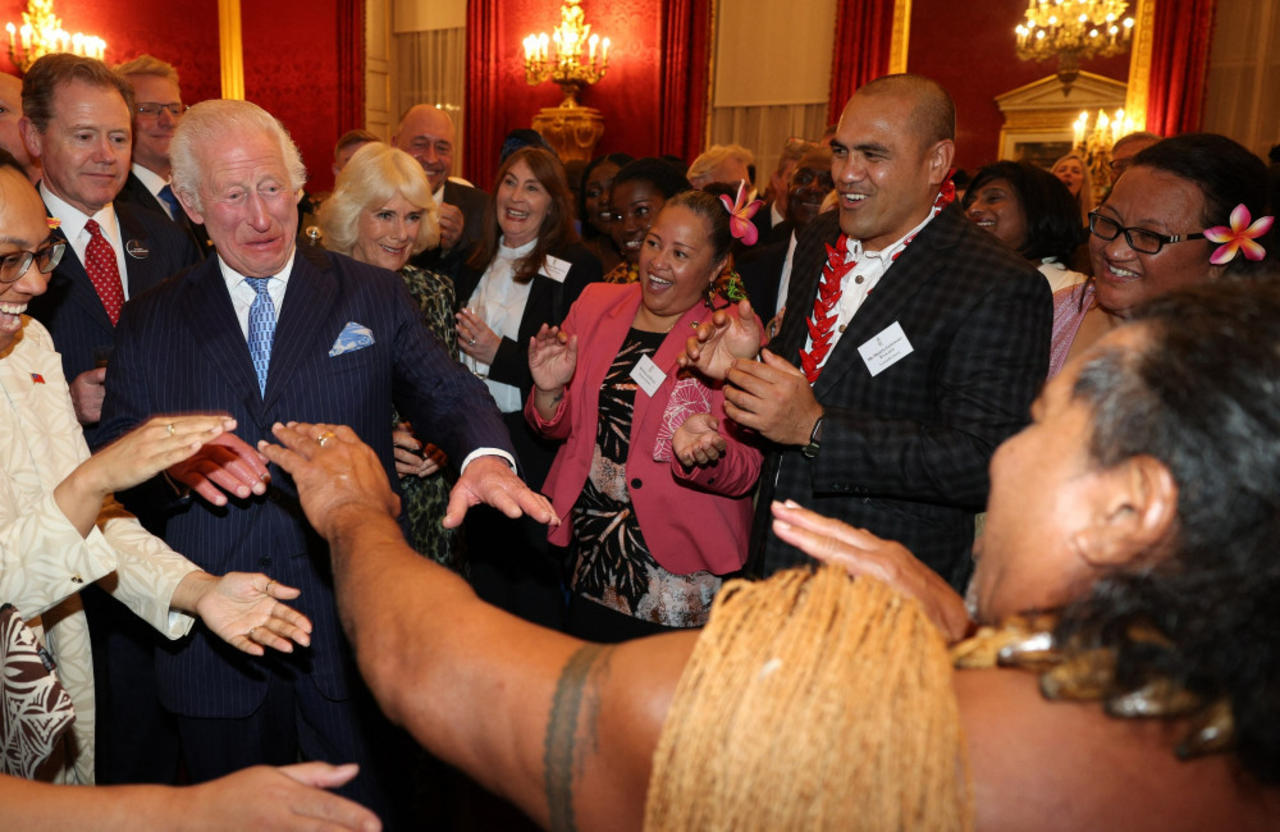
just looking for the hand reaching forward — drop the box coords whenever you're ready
[770,500,971,642]
[186,762,381,831]
[392,424,444,479]
[169,430,272,506]
[76,414,240,497]
[678,298,762,380]
[672,413,728,468]
[258,422,402,541]
[443,454,558,529]
[174,571,313,656]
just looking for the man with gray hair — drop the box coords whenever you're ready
[100,98,554,822]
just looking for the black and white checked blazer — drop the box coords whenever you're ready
[748,204,1052,589]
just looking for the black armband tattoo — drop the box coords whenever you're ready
[544,643,614,832]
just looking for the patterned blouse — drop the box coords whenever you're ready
[569,328,724,628]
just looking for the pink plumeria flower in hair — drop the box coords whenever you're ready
[719,180,765,246]
[1204,203,1272,265]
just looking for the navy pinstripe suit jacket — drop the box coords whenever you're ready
[28,200,200,449]
[99,245,513,717]
[749,204,1052,588]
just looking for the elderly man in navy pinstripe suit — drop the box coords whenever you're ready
[686,75,1051,592]
[99,99,553,825]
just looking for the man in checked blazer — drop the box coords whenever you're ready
[99,99,554,824]
[687,75,1051,591]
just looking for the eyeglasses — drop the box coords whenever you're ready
[1087,211,1205,255]
[0,239,65,283]
[135,102,187,118]
[790,168,834,189]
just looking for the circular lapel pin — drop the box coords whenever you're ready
[125,239,150,259]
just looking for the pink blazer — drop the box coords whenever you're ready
[525,283,762,575]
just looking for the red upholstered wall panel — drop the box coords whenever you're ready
[2,0,222,105]
[466,0,662,191]
[905,0,1130,172]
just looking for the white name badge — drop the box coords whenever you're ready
[858,321,914,377]
[629,353,667,397]
[541,255,572,283]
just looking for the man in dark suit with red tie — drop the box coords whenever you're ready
[687,75,1051,591]
[99,98,553,824]
[19,54,199,448]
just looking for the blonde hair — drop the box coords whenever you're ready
[114,54,180,86]
[1052,151,1094,225]
[687,143,755,188]
[646,566,972,831]
[318,142,440,257]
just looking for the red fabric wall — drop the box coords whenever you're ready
[466,0,663,191]
[2,0,357,193]
[905,0,1131,171]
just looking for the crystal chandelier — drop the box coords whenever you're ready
[522,0,611,107]
[1015,0,1134,92]
[5,0,106,73]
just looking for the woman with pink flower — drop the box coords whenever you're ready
[1049,133,1275,378]
[526,190,763,641]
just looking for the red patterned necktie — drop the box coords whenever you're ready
[798,233,854,383]
[84,219,125,325]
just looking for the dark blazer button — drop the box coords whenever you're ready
[631,477,642,489]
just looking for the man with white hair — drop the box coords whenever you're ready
[99,98,554,821]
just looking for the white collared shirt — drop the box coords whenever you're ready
[805,210,941,376]
[466,237,537,414]
[131,164,174,219]
[218,251,294,339]
[774,230,800,316]
[40,183,130,300]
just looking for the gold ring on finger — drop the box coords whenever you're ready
[317,431,337,447]
[166,422,175,436]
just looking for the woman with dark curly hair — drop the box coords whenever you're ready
[270,278,1280,831]
[603,157,692,283]
[963,160,1086,292]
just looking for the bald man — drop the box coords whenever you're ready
[393,104,490,272]
[687,74,1051,589]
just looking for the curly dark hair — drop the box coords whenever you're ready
[963,161,1083,264]
[1058,278,1280,784]
[611,157,692,202]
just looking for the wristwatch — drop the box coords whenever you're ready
[801,416,824,459]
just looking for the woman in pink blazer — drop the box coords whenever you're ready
[526,191,763,641]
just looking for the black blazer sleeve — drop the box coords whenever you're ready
[488,243,602,395]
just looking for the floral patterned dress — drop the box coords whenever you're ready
[569,328,724,628]
[396,264,463,571]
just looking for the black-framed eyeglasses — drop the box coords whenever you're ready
[790,168,834,189]
[0,239,65,283]
[1088,211,1205,255]
[135,102,187,117]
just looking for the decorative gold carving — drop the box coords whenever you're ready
[1124,0,1156,127]
[531,104,605,164]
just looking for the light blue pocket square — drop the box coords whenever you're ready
[329,322,375,356]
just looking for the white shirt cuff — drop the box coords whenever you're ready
[459,448,518,475]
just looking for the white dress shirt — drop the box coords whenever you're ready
[465,237,537,414]
[40,183,130,299]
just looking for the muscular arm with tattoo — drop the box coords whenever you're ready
[259,422,695,831]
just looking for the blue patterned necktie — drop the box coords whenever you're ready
[246,277,276,396]
[157,184,182,221]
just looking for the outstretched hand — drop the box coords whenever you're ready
[257,422,401,540]
[770,500,971,642]
[443,454,558,529]
[169,429,271,506]
[678,298,762,380]
[528,323,578,392]
[187,762,381,831]
[80,414,241,497]
[178,571,313,656]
